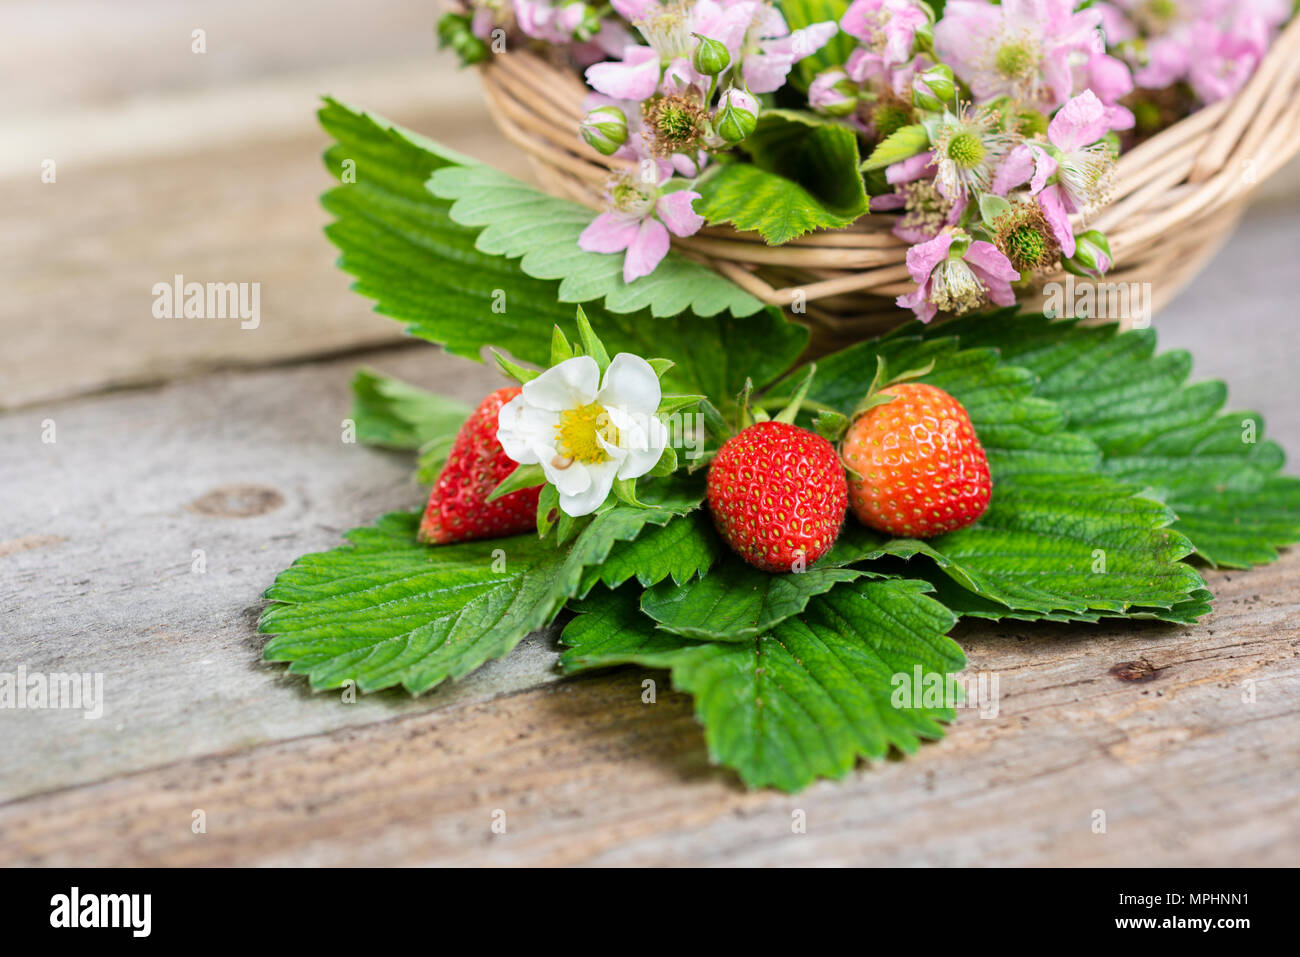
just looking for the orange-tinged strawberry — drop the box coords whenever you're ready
[841,382,991,538]
[706,421,848,573]
[418,387,542,544]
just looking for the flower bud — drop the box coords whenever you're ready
[580,105,629,156]
[1062,229,1112,278]
[436,12,489,66]
[691,34,731,77]
[809,69,858,117]
[912,63,955,112]
[715,88,759,143]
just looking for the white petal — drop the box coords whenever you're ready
[559,459,620,517]
[497,395,557,464]
[521,355,600,412]
[541,457,593,497]
[596,353,661,415]
[616,412,669,480]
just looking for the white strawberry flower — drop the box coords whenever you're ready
[497,353,670,517]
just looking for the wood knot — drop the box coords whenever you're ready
[188,483,285,518]
[1108,658,1164,683]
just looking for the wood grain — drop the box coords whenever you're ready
[2,551,1297,866]
[0,347,567,804]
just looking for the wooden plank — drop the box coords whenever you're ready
[1,550,1297,866]
[0,345,570,804]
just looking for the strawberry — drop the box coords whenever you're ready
[418,386,542,544]
[706,420,848,573]
[840,382,991,538]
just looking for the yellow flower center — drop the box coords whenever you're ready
[555,402,617,465]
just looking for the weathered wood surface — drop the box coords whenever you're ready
[2,550,1297,866]
[0,348,566,804]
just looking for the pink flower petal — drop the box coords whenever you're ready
[870,192,907,212]
[1038,186,1075,258]
[897,285,937,323]
[904,231,955,285]
[585,46,661,101]
[623,217,671,283]
[964,241,1020,284]
[886,151,936,185]
[579,212,639,254]
[1049,90,1110,153]
[655,190,705,238]
[1086,53,1134,105]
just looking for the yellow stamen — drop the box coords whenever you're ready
[554,402,617,465]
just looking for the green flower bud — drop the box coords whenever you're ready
[692,34,731,77]
[580,105,629,156]
[436,12,488,67]
[715,88,759,144]
[1063,229,1113,279]
[912,63,955,112]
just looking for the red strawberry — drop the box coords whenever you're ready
[418,387,542,544]
[841,382,991,538]
[706,421,848,573]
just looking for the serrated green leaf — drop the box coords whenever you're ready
[578,510,723,596]
[261,478,704,694]
[349,369,471,451]
[319,98,805,400]
[840,473,1206,616]
[642,556,868,641]
[766,330,1208,620]
[860,123,930,172]
[428,164,762,318]
[931,311,1300,568]
[563,579,966,792]
[696,111,867,244]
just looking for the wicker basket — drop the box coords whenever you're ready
[479,17,1300,347]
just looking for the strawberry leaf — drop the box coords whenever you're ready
[768,334,1208,620]
[929,312,1300,568]
[349,369,471,451]
[260,478,705,694]
[319,98,806,400]
[562,579,965,792]
[641,557,870,641]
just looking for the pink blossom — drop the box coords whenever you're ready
[874,152,968,243]
[840,0,929,78]
[737,8,840,93]
[934,0,1105,112]
[579,174,705,283]
[897,229,1019,322]
[1000,90,1116,257]
[586,44,663,100]
[1187,12,1271,103]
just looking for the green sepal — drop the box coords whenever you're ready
[549,325,575,366]
[487,462,545,502]
[658,394,704,416]
[573,305,611,373]
[648,444,679,477]
[648,357,675,378]
[612,476,649,508]
[536,484,560,538]
[813,409,850,443]
[772,363,816,425]
[979,193,1011,228]
[491,349,540,384]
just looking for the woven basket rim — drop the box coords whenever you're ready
[476,16,1300,322]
